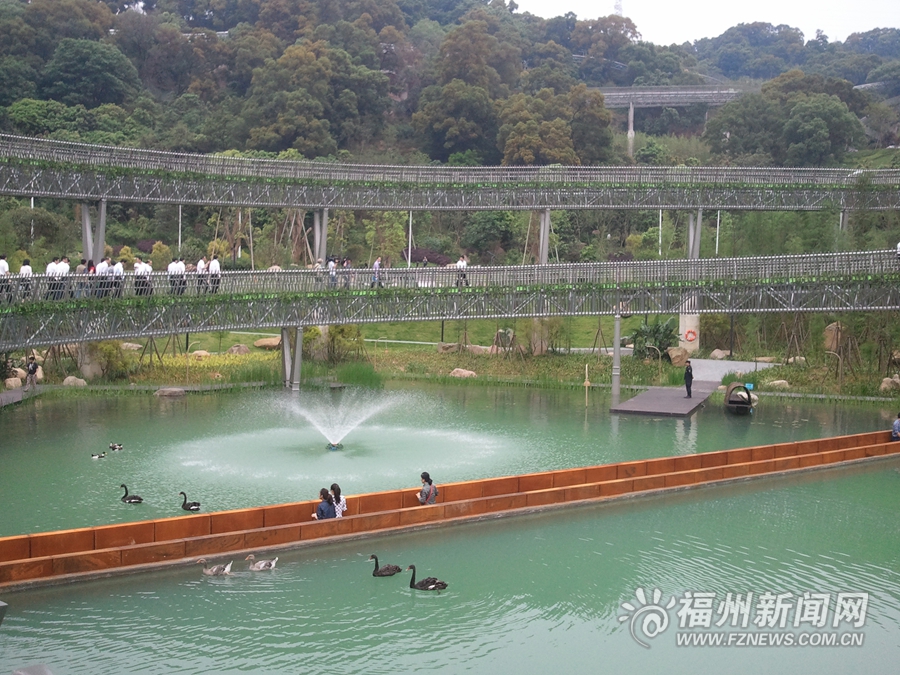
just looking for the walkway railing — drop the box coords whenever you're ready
[1,250,894,308]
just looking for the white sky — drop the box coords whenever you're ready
[513,0,900,46]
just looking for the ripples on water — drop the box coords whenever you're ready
[2,461,899,674]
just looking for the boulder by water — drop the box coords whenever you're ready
[666,346,689,367]
[449,368,477,378]
[4,377,22,390]
[880,377,900,393]
[254,337,282,350]
[767,380,790,389]
[709,349,730,360]
[63,376,87,387]
[155,387,186,397]
[226,344,250,355]
[192,350,211,359]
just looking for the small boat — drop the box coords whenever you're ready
[724,382,755,415]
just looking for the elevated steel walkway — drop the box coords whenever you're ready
[1,134,897,211]
[0,251,897,351]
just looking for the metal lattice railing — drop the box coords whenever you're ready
[1,250,895,308]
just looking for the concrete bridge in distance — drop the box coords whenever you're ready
[594,85,756,158]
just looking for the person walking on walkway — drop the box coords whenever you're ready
[208,254,221,294]
[24,355,38,392]
[684,360,693,398]
[0,254,9,304]
[456,255,468,287]
[371,256,383,288]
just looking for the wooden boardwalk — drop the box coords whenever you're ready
[610,381,720,417]
[0,387,28,409]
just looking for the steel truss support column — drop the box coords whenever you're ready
[612,313,621,405]
[281,327,303,390]
[80,199,107,263]
[681,207,702,353]
[538,208,550,265]
[627,101,635,160]
[81,203,93,262]
[313,209,329,262]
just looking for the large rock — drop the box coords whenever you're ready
[120,342,143,351]
[192,350,211,359]
[12,367,26,379]
[767,379,790,389]
[753,356,776,363]
[4,377,22,390]
[254,337,282,350]
[824,322,843,352]
[226,343,251,355]
[709,349,731,360]
[35,365,44,383]
[666,346,689,367]
[880,378,900,393]
[787,356,807,365]
[63,376,87,387]
[155,387,186,397]
[449,368,477,378]
[465,344,489,355]
[437,342,459,354]
[78,344,103,381]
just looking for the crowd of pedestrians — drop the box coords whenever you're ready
[0,252,224,302]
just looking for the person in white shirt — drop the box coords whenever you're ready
[456,255,468,287]
[94,257,109,297]
[112,259,125,297]
[18,259,33,299]
[45,257,60,299]
[208,254,221,293]
[57,256,71,299]
[327,257,337,288]
[175,257,186,295]
[167,259,179,294]
[0,254,9,303]
[196,256,208,294]
[135,257,150,296]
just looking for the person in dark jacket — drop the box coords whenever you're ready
[312,488,336,519]
[684,360,693,398]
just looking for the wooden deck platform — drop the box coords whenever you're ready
[610,381,720,417]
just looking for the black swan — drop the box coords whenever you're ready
[406,565,448,591]
[179,491,201,511]
[120,484,143,504]
[197,559,232,576]
[245,554,278,571]
[368,554,402,577]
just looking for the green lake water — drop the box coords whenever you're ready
[0,384,894,536]
[0,385,898,674]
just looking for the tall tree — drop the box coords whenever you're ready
[40,39,141,108]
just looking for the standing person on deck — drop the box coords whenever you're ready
[684,360,693,399]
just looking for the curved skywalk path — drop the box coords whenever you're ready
[1,251,897,351]
[2,134,899,211]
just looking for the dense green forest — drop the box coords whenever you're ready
[1,0,899,270]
